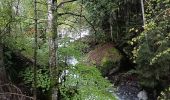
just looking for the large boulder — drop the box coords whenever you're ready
[110,73,148,100]
[87,43,122,75]
[115,80,142,100]
[115,82,148,100]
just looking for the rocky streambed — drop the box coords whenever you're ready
[114,81,148,100]
[108,73,156,100]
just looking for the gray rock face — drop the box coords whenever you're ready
[115,81,143,100]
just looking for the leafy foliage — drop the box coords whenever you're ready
[82,0,117,40]
[60,64,116,100]
[58,36,88,63]
[20,66,51,91]
[2,0,170,99]
[131,3,170,87]
[157,87,170,100]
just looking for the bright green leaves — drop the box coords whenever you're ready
[60,64,116,100]
[129,0,170,88]
[20,66,51,91]
[82,0,118,37]
[58,37,88,62]
[150,48,170,65]
[145,0,170,21]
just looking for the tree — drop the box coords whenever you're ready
[0,44,7,84]
[33,0,38,99]
[0,0,13,85]
[131,0,170,88]
[140,0,145,26]
[47,0,59,100]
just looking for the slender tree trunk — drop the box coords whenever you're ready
[0,44,7,84]
[141,0,145,26]
[141,0,150,52]
[110,12,113,42]
[79,0,83,39]
[116,11,119,41]
[47,0,57,74]
[47,0,59,100]
[33,0,38,99]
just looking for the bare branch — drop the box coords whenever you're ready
[154,8,170,20]
[0,92,34,100]
[36,1,48,5]
[58,12,97,33]
[57,0,77,8]
[58,22,78,32]
[0,19,16,38]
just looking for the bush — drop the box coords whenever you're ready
[60,64,116,100]
[157,87,170,100]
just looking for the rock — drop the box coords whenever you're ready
[87,43,122,65]
[66,56,78,66]
[137,90,148,100]
[115,81,142,100]
[86,43,122,75]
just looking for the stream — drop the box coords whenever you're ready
[60,30,148,100]
[65,57,148,100]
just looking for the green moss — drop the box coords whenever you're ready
[99,47,122,75]
[101,47,121,65]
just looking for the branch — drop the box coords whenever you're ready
[58,22,78,32]
[58,12,97,34]
[0,19,16,38]
[14,0,20,15]
[36,1,48,5]
[154,8,170,20]
[0,92,33,100]
[57,0,78,8]
[0,83,23,98]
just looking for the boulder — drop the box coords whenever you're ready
[115,81,142,100]
[87,43,122,75]
[137,90,148,100]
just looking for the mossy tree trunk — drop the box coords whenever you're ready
[33,0,38,99]
[47,0,59,100]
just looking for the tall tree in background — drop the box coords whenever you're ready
[131,0,170,89]
[140,0,145,26]
[47,0,59,100]
[33,0,38,99]
[0,0,13,85]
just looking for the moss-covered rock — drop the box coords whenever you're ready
[87,43,122,75]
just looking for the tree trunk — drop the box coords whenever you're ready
[33,0,38,99]
[47,0,59,100]
[141,0,145,26]
[110,12,113,42]
[79,0,83,39]
[0,44,7,84]
[0,43,8,100]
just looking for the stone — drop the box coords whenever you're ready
[137,90,148,100]
[115,81,141,100]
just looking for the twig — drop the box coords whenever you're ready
[0,83,24,99]
[154,8,170,20]
[58,12,97,34]
[57,0,78,8]
[0,92,33,100]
